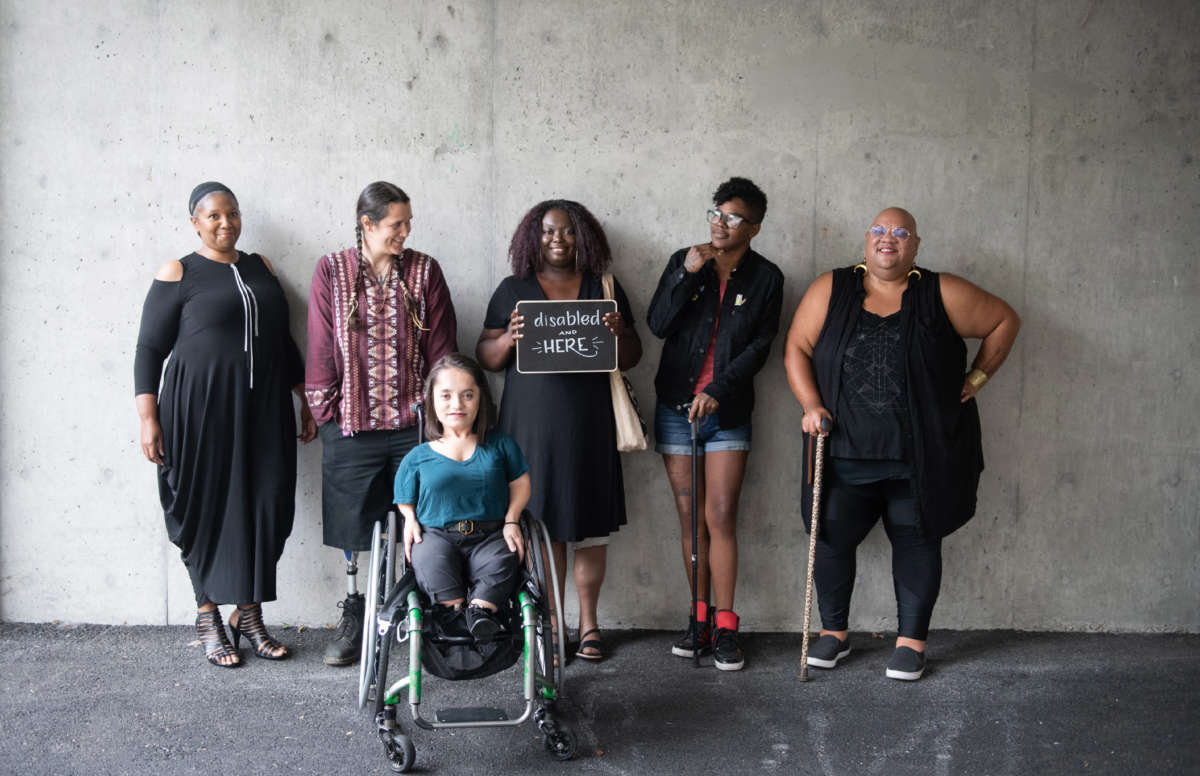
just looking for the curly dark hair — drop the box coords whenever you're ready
[422,353,496,443]
[508,199,612,278]
[713,177,768,224]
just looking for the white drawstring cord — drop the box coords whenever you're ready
[230,264,259,389]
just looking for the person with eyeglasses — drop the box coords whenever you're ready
[783,207,1020,680]
[647,177,784,671]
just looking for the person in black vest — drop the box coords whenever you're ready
[783,207,1020,680]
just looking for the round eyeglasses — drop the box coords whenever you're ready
[869,225,913,240]
[707,209,751,229]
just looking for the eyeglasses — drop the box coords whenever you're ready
[869,225,914,240]
[707,209,753,229]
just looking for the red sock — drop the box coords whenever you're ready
[715,609,739,631]
[693,600,709,624]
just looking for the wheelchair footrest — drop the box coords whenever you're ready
[435,706,509,723]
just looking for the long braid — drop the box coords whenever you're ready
[349,223,364,330]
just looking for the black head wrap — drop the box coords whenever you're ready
[188,182,236,215]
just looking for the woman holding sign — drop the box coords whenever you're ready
[477,200,642,662]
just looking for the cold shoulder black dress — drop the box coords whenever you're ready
[135,252,303,605]
[483,273,632,543]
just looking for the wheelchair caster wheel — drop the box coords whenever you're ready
[544,727,577,761]
[386,733,416,773]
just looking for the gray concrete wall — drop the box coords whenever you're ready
[1,0,1195,632]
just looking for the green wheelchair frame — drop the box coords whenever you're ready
[357,508,576,773]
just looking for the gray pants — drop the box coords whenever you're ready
[411,523,519,607]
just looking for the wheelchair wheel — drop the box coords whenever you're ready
[358,511,397,710]
[373,612,393,716]
[544,727,577,761]
[385,732,416,773]
[524,516,566,694]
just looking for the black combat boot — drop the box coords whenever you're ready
[323,593,365,666]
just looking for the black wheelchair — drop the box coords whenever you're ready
[355,410,576,772]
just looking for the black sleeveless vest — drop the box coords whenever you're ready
[800,266,984,539]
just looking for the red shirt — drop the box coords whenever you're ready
[692,279,727,395]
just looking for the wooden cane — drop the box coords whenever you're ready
[799,418,830,681]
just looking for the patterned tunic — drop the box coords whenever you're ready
[305,248,457,434]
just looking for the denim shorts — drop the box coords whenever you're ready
[653,402,752,456]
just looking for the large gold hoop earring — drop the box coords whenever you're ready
[853,263,867,274]
[907,267,922,280]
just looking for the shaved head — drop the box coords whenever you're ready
[874,207,917,236]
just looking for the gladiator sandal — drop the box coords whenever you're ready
[196,609,241,668]
[229,603,290,660]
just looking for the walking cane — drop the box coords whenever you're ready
[678,402,702,668]
[799,417,831,682]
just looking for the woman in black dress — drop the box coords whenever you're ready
[477,200,642,661]
[135,182,317,667]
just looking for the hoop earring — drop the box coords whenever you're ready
[907,267,922,280]
[853,263,867,274]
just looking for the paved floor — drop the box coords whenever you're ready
[1,623,1196,775]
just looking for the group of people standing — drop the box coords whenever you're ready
[135,175,1019,680]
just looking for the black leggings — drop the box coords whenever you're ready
[814,477,942,640]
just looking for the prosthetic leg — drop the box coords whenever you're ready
[345,551,360,596]
[325,550,366,666]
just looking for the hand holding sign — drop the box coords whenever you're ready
[506,306,525,341]
[602,310,629,338]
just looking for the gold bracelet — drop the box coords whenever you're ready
[966,369,989,391]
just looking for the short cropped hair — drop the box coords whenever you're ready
[713,177,767,224]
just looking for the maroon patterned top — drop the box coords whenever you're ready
[305,248,457,434]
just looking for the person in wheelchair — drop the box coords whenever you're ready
[394,353,532,642]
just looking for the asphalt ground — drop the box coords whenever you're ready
[1,624,1196,776]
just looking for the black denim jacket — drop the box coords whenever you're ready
[647,247,784,428]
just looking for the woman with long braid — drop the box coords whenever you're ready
[305,181,458,667]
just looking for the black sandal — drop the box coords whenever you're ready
[196,609,241,668]
[575,628,605,661]
[229,603,290,660]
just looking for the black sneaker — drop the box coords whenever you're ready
[467,605,503,641]
[885,646,926,680]
[713,625,745,671]
[323,594,364,666]
[806,634,851,668]
[432,604,471,639]
[670,614,712,658]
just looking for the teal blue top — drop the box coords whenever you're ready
[394,430,529,529]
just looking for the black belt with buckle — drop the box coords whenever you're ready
[434,520,501,537]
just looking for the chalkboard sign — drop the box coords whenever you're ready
[515,299,618,374]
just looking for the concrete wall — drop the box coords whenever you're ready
[1,0,1196,632]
